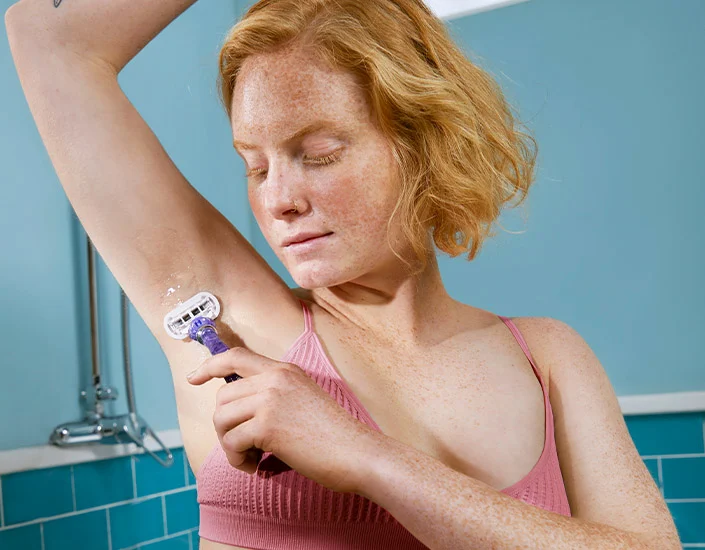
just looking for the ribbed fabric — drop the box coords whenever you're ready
[196,303,571,549]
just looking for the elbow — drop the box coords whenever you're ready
[5,3,21,31]
[5,1,64,49]
[5,2,33,32]
[5,3,44,54]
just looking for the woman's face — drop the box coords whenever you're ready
[230,44,407,289]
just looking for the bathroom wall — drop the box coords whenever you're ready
[0,449,198,550]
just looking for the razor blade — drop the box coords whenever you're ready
[163,291,221,340]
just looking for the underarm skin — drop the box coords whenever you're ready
[356,434,672,550]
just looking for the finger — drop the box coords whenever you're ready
[187,346,277,385]
[214,376,258,408]
[212,392,261,438]
[221,417,265,474]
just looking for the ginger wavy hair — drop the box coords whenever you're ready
[217,0,537,276]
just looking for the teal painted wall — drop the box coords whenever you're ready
[1,0,703,453]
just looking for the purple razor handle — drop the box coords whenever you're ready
[188,316,241,382]
[188,316,291,475]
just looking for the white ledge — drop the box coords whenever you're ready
[426,0,531,20]
[618,391,705,416]
[0,429,184,476]
[1,393,703,476]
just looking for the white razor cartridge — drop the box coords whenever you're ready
[163,291,221,340]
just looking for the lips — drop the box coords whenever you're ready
[294,234,327,244]
[285,232,333,247]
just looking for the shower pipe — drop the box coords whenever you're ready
[49,233,173,467]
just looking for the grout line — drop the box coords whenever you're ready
[657,458,664,497]
[0,486,195,532]
[0,476,4,527]
[188,527,193,550]
[120,528,195,550]
[641,453,705,460]
[131,456,137,500]
[106,508,112,550]
[70,465,77,511]
[161,495,168,537]
[665,498,705,503]
[40,523,45,550]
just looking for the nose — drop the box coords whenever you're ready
[262,160,307,218]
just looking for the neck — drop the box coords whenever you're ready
[311,252,461,351]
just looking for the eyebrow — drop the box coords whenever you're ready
[232,120,347,151]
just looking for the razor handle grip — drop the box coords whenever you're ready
[198,329,241,383]
[190,317,292,475]
[189,317,241,382]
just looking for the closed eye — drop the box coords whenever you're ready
[245,150,343,178]
[303,150,342,166]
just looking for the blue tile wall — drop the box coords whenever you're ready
[0,448,198,550]
[0,524,42,550]
[624,412,705,548]
[2,465,74,525]
[43,509,110,550]
[0,414,703,549]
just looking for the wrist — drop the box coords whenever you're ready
[352,424,402,500]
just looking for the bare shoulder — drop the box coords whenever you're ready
[499,316,586,388]
[508,319,679,546]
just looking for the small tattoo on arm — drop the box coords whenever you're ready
[54,0,63,7]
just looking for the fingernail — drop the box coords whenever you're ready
[186,369,197,380]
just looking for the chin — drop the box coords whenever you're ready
[289,261,347,290]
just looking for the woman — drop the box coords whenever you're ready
[5,0,679,548]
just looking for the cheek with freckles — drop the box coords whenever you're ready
[290,168,401,289]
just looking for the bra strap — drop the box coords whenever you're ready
[497,315,548,397]
[300,299,313,334]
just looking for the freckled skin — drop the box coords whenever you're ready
[231,44,462,346]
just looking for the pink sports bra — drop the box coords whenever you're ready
[196,300,571,549]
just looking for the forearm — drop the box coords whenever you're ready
[5,0,198,73]
[357,435,656,550]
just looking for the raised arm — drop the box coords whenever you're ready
[4,0,302,348]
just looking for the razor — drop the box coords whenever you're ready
[163,290,290,474]
[163,291,240,382]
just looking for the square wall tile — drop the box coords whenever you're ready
[43,509,109,550]
[165,489,198,534]
[109,496,164,550]
[139,533,190,549]
[134,449,185,498]
[73,457,133,510]
[662,456,705,499]
[0,524,42,550]
[668,502,705,544]
[2,466,73,525]
[625,413,704,456]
